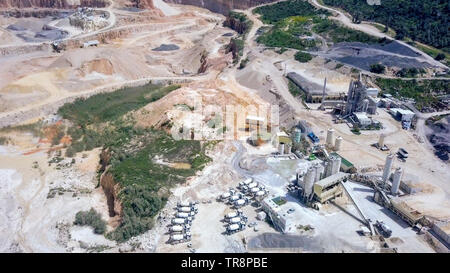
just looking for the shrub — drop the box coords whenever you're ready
[295,51,313,63]
[74,208,107,234]
[370,63,386,74]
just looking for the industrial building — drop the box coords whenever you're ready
[313,172,348,203]
[344,77,378,116]
[287,73,345,103]
[261,197,294,233]
[389,108,415,122]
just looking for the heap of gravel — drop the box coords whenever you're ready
[319,41,432,70]
[248,232,323,251]
[152,44,180,51]
[427,115,450,161]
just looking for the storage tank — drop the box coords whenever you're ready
[303,167,316,197]
[362,99,369,113]
[378,134,385,148]
[314,163,324,182]
[279,143,285,155]
[326,128,335,147]
[391,167,403,195]
[293,128,302,143]
[331,156,341,175]
[382,154,395,183]
[335,136,343,151]
[285,144,292,154]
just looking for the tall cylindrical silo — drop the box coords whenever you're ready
[326,128,335,147]
[335,136,343,151]
[378,134,385,148]
[303,167,316,198]
[382,154,395,183]
[331,156,342,175]
[293,128,302,143]
[279,143,285,155]
[391,167,403,195]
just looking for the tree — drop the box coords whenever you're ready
[435,53,445,61]
[370,63,386,74]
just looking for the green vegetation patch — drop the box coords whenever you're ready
[57,83,213,242]
[58,84,180,126]
[254,1,383,51]
[312,18,381,44]
[376,78,450,111]
[74,208,107,234]
[323,0,450,53]
[254,0,329,24]
[295,51,313,63]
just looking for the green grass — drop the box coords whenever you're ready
[58,84,180,126]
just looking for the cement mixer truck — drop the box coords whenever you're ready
[234,197,250,208]
[177,206,198,214]
[228,216,248,224]
[176,212,196,219]
[171,217,192,225]
[226,221,246,235]
[169,232,191,244]
[169,224,190,233]
[224,210,243,221]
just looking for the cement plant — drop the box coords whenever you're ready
[0,0,449,254]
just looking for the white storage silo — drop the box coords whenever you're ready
[335,136,343,151]
[378,134,385,148]
[303,167,316,198]
[279,143,285,155]
[382,154,395,183]
[391,167,403,195]
[326,128,335,147]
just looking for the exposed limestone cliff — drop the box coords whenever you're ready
[0,0,108,9]
[164,0,278,14]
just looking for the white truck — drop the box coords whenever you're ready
[234,197,249,208]
[226,222,246,235]
[177,206,198,213]
[228,216,248,224]
[169,225,190,233]
[176,212,195,219]
[224,210,243,221]
[169,232,191,244]
[171,217,192,225]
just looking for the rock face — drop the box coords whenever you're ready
[164,0,278,14]
[0,0,108,9]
